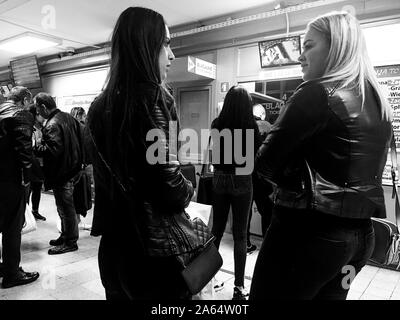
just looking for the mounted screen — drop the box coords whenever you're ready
[10,55,42,89]
[258,36,301,68]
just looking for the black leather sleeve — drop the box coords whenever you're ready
[36,122,64,158]
[255,82,328,184]
[10,110,34,184]
[145,104,194,213]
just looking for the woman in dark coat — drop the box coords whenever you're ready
[250,11,392,300]
[86,7,196,300]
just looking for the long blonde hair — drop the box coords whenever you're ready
[308,11,391,120]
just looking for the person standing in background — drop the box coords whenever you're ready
[34,93,84,255]
[250,11,392,300]
[246,104,273,254]
[27,104,46,221]
[210,86,262,300]
[0,86,40,288]
[70,107,86,125]
[70,106,92,229]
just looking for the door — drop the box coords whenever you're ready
[177,86,211,164]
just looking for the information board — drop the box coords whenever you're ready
[375,64,400,185]
[57,94,99,114]
[10,56,42,89]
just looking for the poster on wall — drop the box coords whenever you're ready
[375,64,400,185]
[56,93,99,115]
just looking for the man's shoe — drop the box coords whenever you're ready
[2,268,39,289]
[246,243,257,254]
[32,211,46,221]
[49,237,64,246]
[232,286,249,300]
[48,243,78,255]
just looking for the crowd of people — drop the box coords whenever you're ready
[0,6,392,301]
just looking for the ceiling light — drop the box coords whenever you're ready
[0,32,62,55]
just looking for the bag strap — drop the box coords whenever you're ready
[390,132,400,229]
[200,135,212,176]
[87,127,146,251]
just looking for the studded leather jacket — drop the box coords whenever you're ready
[256,80,391,219]
[0,101,33,185]
[87,86,194,257]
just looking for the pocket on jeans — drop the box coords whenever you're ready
[312,235,348,248]
[232,175,252,194]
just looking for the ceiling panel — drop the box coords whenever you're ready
[0,0,277,67]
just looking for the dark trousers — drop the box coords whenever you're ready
[53,175,80,245]
[247,175,274,242]
[249,206,375,300]
[98,234,191,300]
[211,172,253,287]
[29,181,43,213]
[0,182,25,277]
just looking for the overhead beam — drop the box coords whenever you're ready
[0,0,31,15]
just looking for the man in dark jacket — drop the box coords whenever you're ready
[0,86,40,288]
[34,92,83,255]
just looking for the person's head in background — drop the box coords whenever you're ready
[27,104,45,127]
[34,92,57,120]
[299,11,390,120]
[7,86,32,108]
[253,104,266,121]
[218,86,256,130]
[70,107,86,124]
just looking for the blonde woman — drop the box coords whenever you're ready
[250,12,392,300]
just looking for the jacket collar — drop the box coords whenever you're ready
[46,108,61,123]
[296,79,342,97]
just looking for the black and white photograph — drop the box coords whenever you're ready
[0,0,400,314]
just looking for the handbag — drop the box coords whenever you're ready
[22,203,37,235]
[73,168,92,217]
[181,236,222,295]
[178,203,222,295]
[369,134,400,269]
[88,128,223,294]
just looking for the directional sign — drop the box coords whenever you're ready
[188,56,196,73]
[187,56,216,79]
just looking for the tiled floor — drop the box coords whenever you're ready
[1,192,400,300]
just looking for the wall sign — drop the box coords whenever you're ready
[187,56,216,79]
[221,82,229,93]
[375,64,400,185]
[56,93,99,114]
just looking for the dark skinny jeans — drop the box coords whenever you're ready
[29,181,43,213]
[211,171,253,287]
[250,206,375,300]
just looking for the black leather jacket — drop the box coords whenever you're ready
[0,101,33,185]
[35,109,83,189]
[87,87,194,257]
[256,80,391,219]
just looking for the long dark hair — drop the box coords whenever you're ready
[95,7,173,171]
[216,86,258,130]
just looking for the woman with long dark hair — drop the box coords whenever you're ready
[87,7,195,300]
[211,86,261,300]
